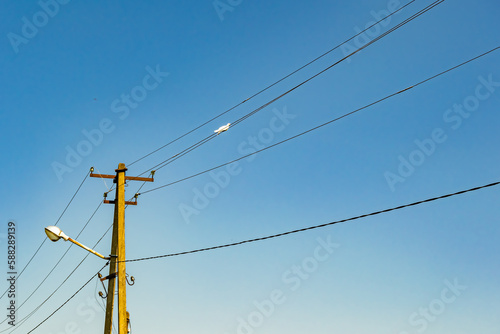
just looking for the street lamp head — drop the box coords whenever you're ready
[44,226,107,259]
[44,226,69,242]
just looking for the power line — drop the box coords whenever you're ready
[25,264,109,334]
[0,168,91,303]
[6,204,121,332]
[11,1,476,328]
[15,201,103,313]
[93,280,118,334]
[126,181,500,263]
[136,0,443,178]
[144,135,216,175]
[2,220,114,333]
[127,172,154,205]
[139,44,500,195]
[126,0,419,168]
[2,255,101,333]
[14,186,133,330]
[229,0,443,128]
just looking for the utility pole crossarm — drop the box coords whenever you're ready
[90,173,115,179]
[124,175,154,182]
[91,169,153,206]
[90,173,154,182]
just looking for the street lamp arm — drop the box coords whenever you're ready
[67,237,109,260]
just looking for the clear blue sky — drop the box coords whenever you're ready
[0,0,499,333]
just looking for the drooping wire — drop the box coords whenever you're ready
[24,263,109,334]
[4,255,106,334]
[126,181,500,263]
[94,280,118,334]
[137,0,444,178]
[15,201,103,312]
[2,221,115,333]
[96,167,112,191]
[138,44,500,196]
[0,168,91,303]
[5,173,140,330]
[126,0,419,168]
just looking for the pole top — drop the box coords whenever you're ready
[115,163,127,172]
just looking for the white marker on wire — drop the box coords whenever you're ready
[214,123,231,135]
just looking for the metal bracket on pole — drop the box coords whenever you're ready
[100,272,118,282]
[98,273,109,299]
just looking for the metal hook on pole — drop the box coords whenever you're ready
[126,274,135,286]
[98,273,108,299]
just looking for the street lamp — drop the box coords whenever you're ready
[44,226,109,260]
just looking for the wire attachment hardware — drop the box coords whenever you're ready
[126,274,135,286]
[97,273,108,299]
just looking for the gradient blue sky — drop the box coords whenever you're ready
[1,0,499,333]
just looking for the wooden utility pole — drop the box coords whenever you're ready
[91,163,154,334]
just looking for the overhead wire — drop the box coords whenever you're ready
[101,0,441,203]
[12,174,143,331]
[229,0,444,128]
[125,181,500,262]
[25,263,109,334]
[94,280,118,334]
[7,180,499,328]
[5,194,132,333]
[3,218,115,333]
[0,168,91,304]
[126,0,419,168]
[138,44,500,195]
[136,0,444,178]
[4,0,465,328]
[95,167,112,191]
[125,172,155,211]
[14,201,103,314]
[3,256,105,334]
[141,135,216,175]
[9,174,144,331]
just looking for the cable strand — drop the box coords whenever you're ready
[0,169,91,303]
[133,0,443,184]
[126,0,418,167]
[126,181,500,262]
[140,43,499,195]
[25,264,109,334]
